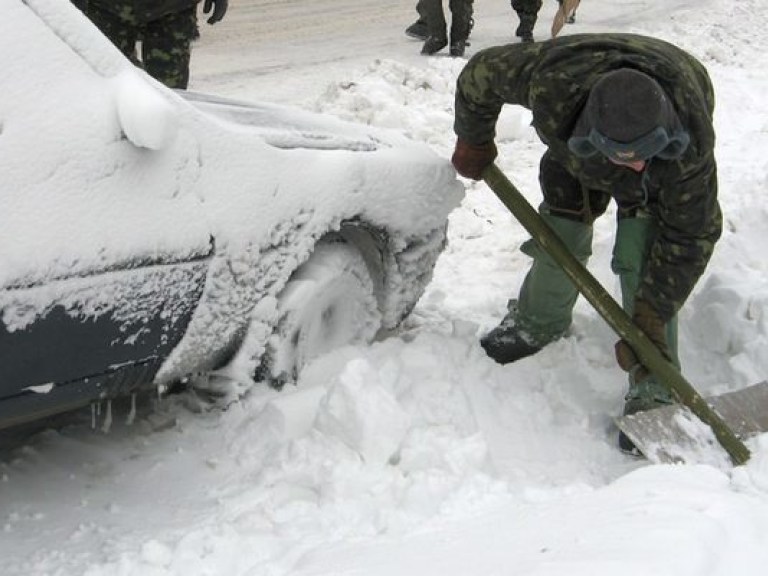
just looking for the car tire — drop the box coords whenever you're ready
[261,238,382,385]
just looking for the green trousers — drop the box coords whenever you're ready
[515,210,679,369]
[611,215,679,368]
[515,210,592,344]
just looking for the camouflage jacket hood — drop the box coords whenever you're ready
[454,34,721,321]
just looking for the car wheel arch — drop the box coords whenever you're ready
[251,219,391,387]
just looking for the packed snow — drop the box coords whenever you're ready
[2,0,768,575]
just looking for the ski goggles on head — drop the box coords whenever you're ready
[568,126,691,162]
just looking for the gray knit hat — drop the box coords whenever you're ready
[568,68,690,161]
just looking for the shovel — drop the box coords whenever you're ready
[552,0,581,38]
[482,163,767,465]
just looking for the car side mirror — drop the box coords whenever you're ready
[113,70,179,150]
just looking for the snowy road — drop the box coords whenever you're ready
[190,0,594,101]
[188,0,668,99]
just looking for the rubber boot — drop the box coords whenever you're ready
[481,210,593,364]
[611,215,678,452]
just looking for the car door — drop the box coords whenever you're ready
[0,249,211,427]
[0,1,214,426]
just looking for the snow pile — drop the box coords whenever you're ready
[3,1,768,575]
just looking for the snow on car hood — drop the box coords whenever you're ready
[0,0,463,289]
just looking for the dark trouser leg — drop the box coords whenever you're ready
[448,0,473,56]
[416,0,429,21]
[511,0,543,41]
[449,0,473,42]
[85,5,141,66]
[421,0,447,40]
[142,8,196,89]
[420,0,448,54]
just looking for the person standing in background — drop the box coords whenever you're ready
[84,0,228,89]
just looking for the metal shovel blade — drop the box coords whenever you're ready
[616,381,768,464]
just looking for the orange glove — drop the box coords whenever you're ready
[451,138,497,180]
[615,299,669,383]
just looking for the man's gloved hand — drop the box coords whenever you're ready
[203,0,228,24]
[614,298,669,382]
[451,138,497,180]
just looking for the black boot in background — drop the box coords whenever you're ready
[421,35,448,55]
[405,18,429,41]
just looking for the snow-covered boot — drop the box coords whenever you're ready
[480,300,544,364]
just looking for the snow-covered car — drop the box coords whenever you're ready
[0,0,462,428]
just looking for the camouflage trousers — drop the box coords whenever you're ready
[86,5,197,89]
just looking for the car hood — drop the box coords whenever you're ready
[180,91,382,152]
[0,0,463,290]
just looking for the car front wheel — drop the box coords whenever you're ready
[262,238,382,385]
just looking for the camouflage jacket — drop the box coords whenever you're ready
[454,34,721,322]
[88,0,199,23]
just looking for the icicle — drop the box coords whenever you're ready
[126,393,137,426]
[101,399,113,434]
